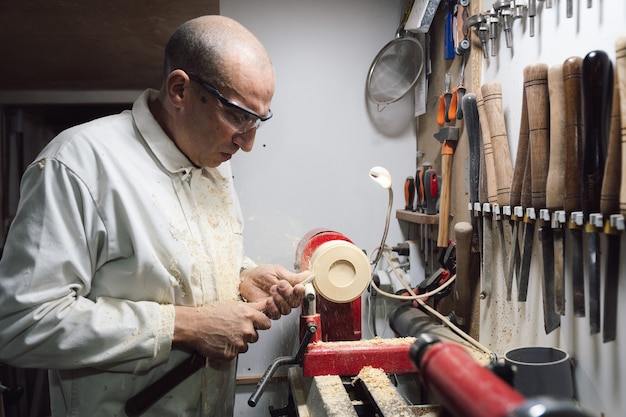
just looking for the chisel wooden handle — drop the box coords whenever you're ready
[476,89,498,206]
[616,35,626,215]
[438,147,454,247]
[563,56,584,214]
[480,82,514,207]
[520,134,533,209]
[546,64,567,211]
[510,86,530,208]
[582,50,613,216]
[601,67,621,216]
[454,221,473,328]
[523,63,550,209]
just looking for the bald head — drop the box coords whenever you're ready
[163,15,274,90]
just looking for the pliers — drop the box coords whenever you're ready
[437,73,452,126]
[448,55,467,120]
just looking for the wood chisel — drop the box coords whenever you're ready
[581,50,613,335]
[507,84,530,301]
[546,64,568,316]
[481,81,514,288]
[601,60,622,343]
[480,81,514,209]
[563,56,585,317]
[462,93,482,253]
[476,89,496,298]
[519,63,550,304]
[518,127,533,301]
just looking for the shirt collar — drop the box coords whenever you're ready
[132,89,195,175]
[131,89,231,182]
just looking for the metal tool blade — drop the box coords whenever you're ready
[603,229,620,342]
[569,223,586,317]
[553,220,566,315]
[482,204,494,298]
[506,218,520,301]
[539,227,561,333]
[581,50,613,335]
[518,215,534,302]
[587,220,601,334]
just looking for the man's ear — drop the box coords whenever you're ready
[165,69,189,109]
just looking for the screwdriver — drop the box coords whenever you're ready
[405,176,416,210]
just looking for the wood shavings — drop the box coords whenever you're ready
[354,366,413,417]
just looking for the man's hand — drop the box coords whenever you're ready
[239,265,310,319]
[173,301,270,361]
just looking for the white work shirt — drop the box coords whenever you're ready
[0,90,253,416]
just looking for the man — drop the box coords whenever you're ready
[0,15,308,416]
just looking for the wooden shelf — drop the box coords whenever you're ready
[395,210,439,225]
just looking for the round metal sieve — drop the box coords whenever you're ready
[366,35,424,106]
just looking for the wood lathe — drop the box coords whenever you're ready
[249,229,595,417]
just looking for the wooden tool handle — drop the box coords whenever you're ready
[523,63,550,209]
[601,66,622,216]
[454,222,473,328]
[476,89,498,205]
[520,137,533,209]
[616,35,626,215]
[480,81,514,207]
[510,87,530,208]
[546,64,567,211]
[562,56,584,213]
[438,151,454,247]
[582,50,613,215]
[462,93,481,206]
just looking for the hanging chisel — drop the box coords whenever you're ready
[462,93,482,253]
[481,82,514,209]
[582,50,613,335]
[563,56,586,317]
[601,57,622,343]
[518,130,533,301]
[546,64,568,316]
[507,84,530,301]
[481,81,514,287]
[519,63,550,303]
[476,89,498,298]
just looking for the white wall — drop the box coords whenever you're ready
[480,2,626,417]
[221,1,417,415]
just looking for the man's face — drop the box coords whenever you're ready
[176,71,274,168]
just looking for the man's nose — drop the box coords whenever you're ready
[233,130,256,152]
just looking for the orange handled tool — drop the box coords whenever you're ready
[437,73,452,126]
[448,56,466,120]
